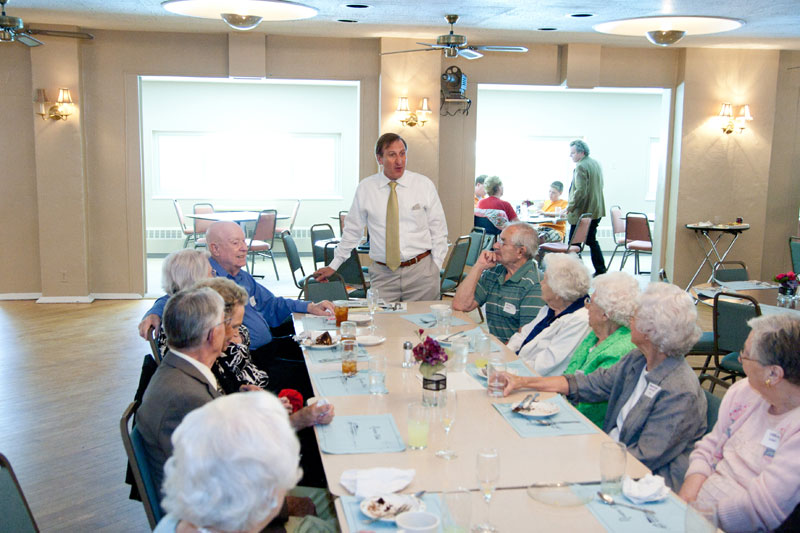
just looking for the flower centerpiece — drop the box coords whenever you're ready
[413,328,448,378]
[774,271,799,296]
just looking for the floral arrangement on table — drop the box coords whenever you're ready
[413,328,448,378]
[774,272,799,294]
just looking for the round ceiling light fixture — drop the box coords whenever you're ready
[594,16,743,46]
[162,0,318,29]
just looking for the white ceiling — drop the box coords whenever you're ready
[5,0,800,50]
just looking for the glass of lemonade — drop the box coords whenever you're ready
[407,402,430,450]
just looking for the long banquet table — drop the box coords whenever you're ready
[295,301,653,531]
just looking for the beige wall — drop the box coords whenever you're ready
[2,29,797,297]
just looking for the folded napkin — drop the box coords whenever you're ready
[622,474,669,504]
[340,467,415,498]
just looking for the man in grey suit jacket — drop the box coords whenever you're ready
[567,140,607,276]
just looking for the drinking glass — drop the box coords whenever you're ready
[475,448,500,533]
[435,389,457,459]
[450,337,469,373]
[475,334,491,359]
[368,354,387,394]
[486,357,506,397]
[442,488,472,533]
[407,402,430,450]
[340,320,357,341]
[341,340,357,377]
[430,304,451,335]
[367,288,380,334]
[334,304,349,326]
[599,441,626,495]
[685,500,718,533]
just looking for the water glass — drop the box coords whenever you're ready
[368,354,387,395]
[475,448,500,532]
[407,402,430,450]
[449,337,469,372]
[487,357,506,397]
[430,304,451,335]
[599,441,626,495]
[475,334,491,358]
[441,488,472,533]
[435,389,457,459]
[685,500,718,533]
[341,340,357,377]
[367,288,380,333]
[340,320,357,341]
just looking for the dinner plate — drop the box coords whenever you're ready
[511,401,559,418]
[359,494,425,523]
[356,334,386,346]
[527,482,594,507]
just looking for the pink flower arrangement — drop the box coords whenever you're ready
[774,271,799,290]
[413,328,448,377]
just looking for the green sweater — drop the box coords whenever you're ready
[564,327,636,427]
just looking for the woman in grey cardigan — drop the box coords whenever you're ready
[502,282,707,490]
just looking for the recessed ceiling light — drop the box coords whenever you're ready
[537,27,557,31]
[337,19,358,23]
[162,0,318,29]
[569,13,594,18]
[345,4,370,8]
[594,16,743,44]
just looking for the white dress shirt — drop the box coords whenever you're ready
[508,306,591,377]
[170,348,219,391]
[330,170,448,270]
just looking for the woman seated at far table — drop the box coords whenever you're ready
[502,282,707,490]
[679,314,800,533]
[508,253,591,376]
[563,271,639,427]
[477,175,518,223]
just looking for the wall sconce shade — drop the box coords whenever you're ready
[396,96,410,113]
[397,96,431,128]
[719,102,752,134]
[34,87,75,121]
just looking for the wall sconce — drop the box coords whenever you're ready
[34,88,75,121]
[718,102,752,134]
[397,96,431,127]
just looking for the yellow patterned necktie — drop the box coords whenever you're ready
[385,181,401,271]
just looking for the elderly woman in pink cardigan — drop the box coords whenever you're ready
[679,314,800,532]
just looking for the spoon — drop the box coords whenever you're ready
[596,492,655,515]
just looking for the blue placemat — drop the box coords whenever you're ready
[466,360,534,387]
[312,370,373,396]
[305,346,370,364]
[339,494,443,531]
[402,313,470,328]
[578,486,687,532]
[317,414,406,454]
[492,395,599,437]
[461,326,503,352]
[300,315,339,331]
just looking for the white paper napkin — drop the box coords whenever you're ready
[622,474,670,504]
[340,467,415,498]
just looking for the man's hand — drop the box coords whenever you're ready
[307,300,335,316]
[311,266,336,282]
[138,314,161,339]
[475,250,498,271]
[279,396,293,414]
[238,384,263,392]
[290,402,335,429]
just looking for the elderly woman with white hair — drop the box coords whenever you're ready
[503,282,707,490]
[154,391,335,533]
[507,253,591,376]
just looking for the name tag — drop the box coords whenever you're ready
[503,302,517,315]
[249,295,257,307]
[644,382,661,398]
[761,429,781,451]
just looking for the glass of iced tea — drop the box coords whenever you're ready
[334,304,349,326]
[340,320,357,341]
[341,339,358,376]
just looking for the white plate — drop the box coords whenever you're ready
[356,334,386,346]
[360,494,425,523]
[511,401,559,418]
[302,331,340,349]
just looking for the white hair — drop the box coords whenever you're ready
[634,282,701,357]
[543,253,591,303]
[161,249,211,295]
[506,222,538,260]
[161,392,301,532]
[591,271,640,328]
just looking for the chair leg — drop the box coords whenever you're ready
[619,250,629,271]
[270,252,279,280]
[634,251,640,275]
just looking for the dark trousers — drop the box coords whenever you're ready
[569,218,606,275]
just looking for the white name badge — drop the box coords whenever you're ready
[503,302,517,315]
[249,295,257,307]
[761,429,781,451]
[644,382,661,398]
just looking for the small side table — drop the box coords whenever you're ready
[684,223,750,290]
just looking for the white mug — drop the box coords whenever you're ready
[396,510,440,533]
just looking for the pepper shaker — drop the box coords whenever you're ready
[402,341,414,368]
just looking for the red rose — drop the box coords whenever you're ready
[278,389,304,413]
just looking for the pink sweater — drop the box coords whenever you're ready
[685,379,800,532]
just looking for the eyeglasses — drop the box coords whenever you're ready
[584,296,592,305]
[738,351,761,364]
[496,237,520,247]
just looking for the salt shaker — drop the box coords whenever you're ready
[402,341,415,368]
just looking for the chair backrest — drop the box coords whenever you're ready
[192,203,215,235]
[712,261,749,283]
[569,214,593,248]
[790,237,800,274]
[609,205,625,236]
[310,223,336,266]
[120,402,164,528]
[251,209,277,245]
[713,292,761,354]
[172,200,191,234]
[328,243,367,288]
[303,273,348,302]
[441,235,471,291]
[473,215,502,236]
[286,200,301,232]
[624,212,652,243]
[147,326,161,365]
[0,453,39,532]
[338,211,348,236]
[702,387,722,434]
[280,231,306,290]
[466,227,487,267]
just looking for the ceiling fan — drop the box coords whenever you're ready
[382,14,528,60]
[0,0,93,47]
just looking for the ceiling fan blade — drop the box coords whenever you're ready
[16,32,43,47]
[458,48,483,60]
[381,47,441,56]
[27,28,94,40]
[472,45,528,53]
[416,42,447,49]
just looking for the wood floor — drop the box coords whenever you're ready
[0,297,714,532]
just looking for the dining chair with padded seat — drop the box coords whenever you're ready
[606,205,627,270]
[246,209,279,280]
[698,375,725,434]
[708,292,761,392]
[440,235,472,298]
[280,231,311,298]
[120,401,164,529]
[338,211,348,236]
[790,237,800,274]
[712,260,749,283]
[0,452,39,533]
[172,200,197,248]
[310,223,337,271]
[303,272,349,302]
[538,213,592,257]
[324,242,368,299]
[191,202,214,249]
[274,199,301,237]
[619,212,652,275]
[466,226,487,267]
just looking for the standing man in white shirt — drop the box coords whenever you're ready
[313,133,448,301]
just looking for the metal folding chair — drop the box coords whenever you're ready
[539,213,592,256]
[440,235,471,298]
[280,231,311,298]
[606,205,626,269]
[172,199,197,248]
[275,200,301,237]
[324,242,368,299]
[466,226,487,267]
[303,272,349,302]
[310,223,337,271]
[707,292,761,391]
[620,212,652,275]
[192,202,214,249]
[246,209,279,279]
[712,260,749,283]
